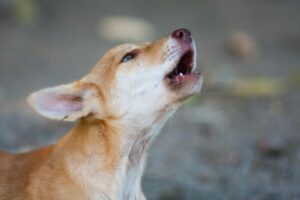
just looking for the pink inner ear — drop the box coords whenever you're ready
[40,94,83,113]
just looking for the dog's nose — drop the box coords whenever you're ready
[171,28,192,42]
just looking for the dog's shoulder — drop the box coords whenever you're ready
[0,147,54,199]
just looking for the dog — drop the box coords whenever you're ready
[0,28,203,200]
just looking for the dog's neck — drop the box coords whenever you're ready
[57,109,174,199]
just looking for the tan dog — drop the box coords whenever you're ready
[0,29,203,200]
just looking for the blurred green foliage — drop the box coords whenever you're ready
[13,0,39,25]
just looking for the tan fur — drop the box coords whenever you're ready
[0,31,203,200]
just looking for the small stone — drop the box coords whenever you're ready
[226,31,259,61]
[159,186,184,200]
[257,137,287,158]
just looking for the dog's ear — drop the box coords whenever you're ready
[27,81,104,121]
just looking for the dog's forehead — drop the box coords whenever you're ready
[109,42,150,55]
[115,40,165,59]
[97,42,153,65]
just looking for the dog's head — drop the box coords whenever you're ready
[28,29,203,125]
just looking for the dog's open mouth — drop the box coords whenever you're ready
[165,49,200,86]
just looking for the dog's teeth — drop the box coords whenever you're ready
[179,73,183,76]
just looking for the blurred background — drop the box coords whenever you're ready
[0,0,299,199]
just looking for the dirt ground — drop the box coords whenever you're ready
[0,0,299,199]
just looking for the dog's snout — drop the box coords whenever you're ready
[171,28,192,42]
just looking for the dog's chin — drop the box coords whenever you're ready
[168,75,203,102]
